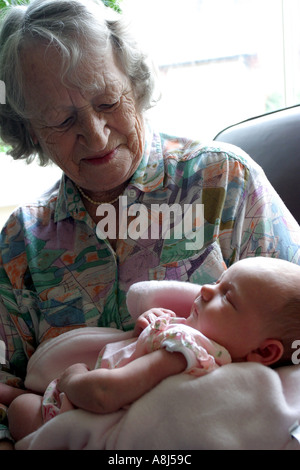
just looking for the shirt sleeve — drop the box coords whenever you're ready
[214,145,300,265]
[0,213,31,384]
[137,316,231,376]
[160,324,231,375]
[0,424,13,443]
[0,404,13,443]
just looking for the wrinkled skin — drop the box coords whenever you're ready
[20,42,145,203]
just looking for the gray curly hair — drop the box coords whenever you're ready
[0,0,157,165]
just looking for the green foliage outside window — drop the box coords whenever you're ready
[0,0,122,10]
[0,0,28,8]
[102,0,122,13]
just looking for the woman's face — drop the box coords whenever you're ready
[20,43,145,195]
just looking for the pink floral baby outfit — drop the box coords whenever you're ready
[42,314,231,422]
[97,313,231,375]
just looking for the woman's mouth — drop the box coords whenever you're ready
[82,149,117,166]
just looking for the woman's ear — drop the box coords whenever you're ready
[246,339,284,366]
[26,124,39,146]
[29,132,39,146]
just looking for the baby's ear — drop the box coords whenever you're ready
[246,339,284,366]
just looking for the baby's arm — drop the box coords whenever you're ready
[57,350,187,414]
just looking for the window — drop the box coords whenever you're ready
[0,0,299,227]
[123,0,300,139]
[0,157,62,229]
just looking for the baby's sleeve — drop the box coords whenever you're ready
[136,317,231,377]
[160,331,221,375]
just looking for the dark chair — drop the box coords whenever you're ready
[214,105,300,223]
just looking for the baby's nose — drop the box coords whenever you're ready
[200,284,215,302]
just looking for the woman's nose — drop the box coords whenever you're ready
[200,284,216,302]
[77,111,110,150]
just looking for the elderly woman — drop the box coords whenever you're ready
[0,0,299,450]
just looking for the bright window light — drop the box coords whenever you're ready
[123,0,300,139]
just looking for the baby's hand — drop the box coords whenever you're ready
[133,308,176,336]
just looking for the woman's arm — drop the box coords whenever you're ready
[127,280,200,321]
[0,383,28,406]
[57,350,187,414]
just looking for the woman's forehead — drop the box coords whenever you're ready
[20,42,129,116]
[21,41,121,84]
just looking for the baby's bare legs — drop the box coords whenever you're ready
[8,393,43,442]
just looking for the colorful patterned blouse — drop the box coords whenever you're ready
[0,128,299,388]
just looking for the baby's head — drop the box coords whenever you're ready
[186,257,300,367]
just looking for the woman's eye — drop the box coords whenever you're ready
[56,116,75,129]
[97,101,119,112]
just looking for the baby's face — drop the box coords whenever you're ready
[186,259,282,361]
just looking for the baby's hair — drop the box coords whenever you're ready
[229,256,300,367]
[271,296,300,367]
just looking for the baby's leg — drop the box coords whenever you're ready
[8,393,43,442]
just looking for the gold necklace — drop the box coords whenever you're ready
[76,184,121,205]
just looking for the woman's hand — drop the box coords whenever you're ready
[133,307,176,336]
[0,440,14,450]
[57,363,89,407]
[58,363,124,414]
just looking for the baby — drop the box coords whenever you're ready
[5,256,300,442]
